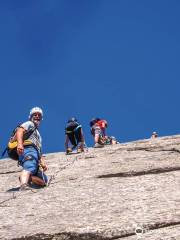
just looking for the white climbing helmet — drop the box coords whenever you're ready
[29,107,43,120]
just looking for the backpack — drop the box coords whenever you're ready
[65,121,81,134]
[2,123,36,160]
[96,120,108,129]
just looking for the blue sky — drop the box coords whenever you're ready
[1,0,180,155]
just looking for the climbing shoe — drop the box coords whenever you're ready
[94,143,104,148]
[77,147,84,153]
[66,148,72,154]
[19,183,31,191]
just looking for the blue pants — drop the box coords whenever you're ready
[19,147,48,183]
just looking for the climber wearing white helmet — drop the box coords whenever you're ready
[29,106,43,121]
[15,107,48,190]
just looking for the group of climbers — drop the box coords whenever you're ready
[3,107,118,191]
[64,117,119,154]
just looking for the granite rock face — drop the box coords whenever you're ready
[1,135,180,240]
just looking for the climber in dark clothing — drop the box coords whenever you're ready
[64,118,85,154]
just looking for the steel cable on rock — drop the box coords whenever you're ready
[0,185,37,207]
[0,147,92,206]
[49,154,81,185]
[49,144,94,185]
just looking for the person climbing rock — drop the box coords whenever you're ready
[151,131,158,139]
[65,117,85,154]
[90,118,119,147]
[90,118,108,148]
[9,107,49,190]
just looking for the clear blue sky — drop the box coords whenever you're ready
[1,0,180,155]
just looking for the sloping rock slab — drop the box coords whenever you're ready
[1,135,180,239]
